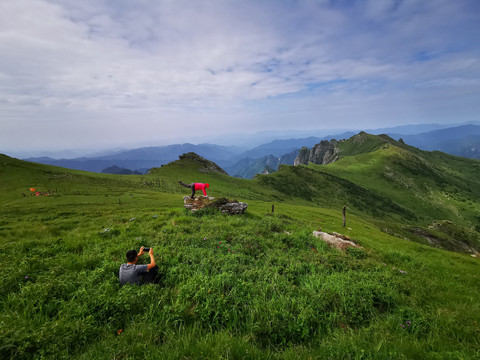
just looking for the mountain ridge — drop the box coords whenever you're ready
[21,125,480,178]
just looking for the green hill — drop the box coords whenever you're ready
[325,136,480,253]
[258,133,480,253]
[1,149,479,359]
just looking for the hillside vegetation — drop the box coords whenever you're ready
[1,143,479,359]
[275,132,480,253]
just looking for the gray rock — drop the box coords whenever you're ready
[312,231,360,250]
[294,139,340,166]
[220,202,248,214]
[183,196,247,214]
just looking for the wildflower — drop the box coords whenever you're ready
[25,276,28,279]
[219,242,221,244]
[204,237,207,240]
[117,329,123,335]
[153,215,158,218]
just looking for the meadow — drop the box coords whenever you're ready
[1,153,479,359]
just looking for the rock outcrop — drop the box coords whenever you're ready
[183,196,216,211]
[294,139,340,166]
[183,196,248,214]
[218,201,248,214]
[312,231,360,250]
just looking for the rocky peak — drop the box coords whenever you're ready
[294,139,340,166]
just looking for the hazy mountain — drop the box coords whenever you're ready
[25,143,245,174]
[22,124,480,176]
[367,123,452,136]
[227,132,355,178]
[236,132,355,159]
[102,166,141,175]
[226,150,300,179]
[391,125,480,158]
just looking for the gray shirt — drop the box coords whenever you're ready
[119,263,148,285]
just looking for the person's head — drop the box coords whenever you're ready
[205,183,209,188]
[126,250,137,263]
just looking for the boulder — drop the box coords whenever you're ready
[219,202,248,214]
[183,196,215,211]
[183,196,248,214]
[312,231,360,250]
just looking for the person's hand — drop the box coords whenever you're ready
[149,247,154,256]
[138,246,145,255]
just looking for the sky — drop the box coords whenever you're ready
[1,0,480,156]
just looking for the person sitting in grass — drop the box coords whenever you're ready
[178,181,209,198]
[119,246,158,285]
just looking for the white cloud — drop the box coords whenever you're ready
[1,0,479,152]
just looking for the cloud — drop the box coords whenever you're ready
[1,0,479,151]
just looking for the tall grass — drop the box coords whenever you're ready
[1,197,479,359]
[1,154,479,359]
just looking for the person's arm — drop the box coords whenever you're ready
[136,246,146,262]
[147,247,156,270]
[202,187,207,196]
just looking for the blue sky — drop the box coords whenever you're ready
[1,0,479,154]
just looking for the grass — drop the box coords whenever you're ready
[300,144,480,252]
[1,153,480,359]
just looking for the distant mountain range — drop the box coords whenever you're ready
[23,124,480,179]
[390,124,480,158]
[26,143,245,174]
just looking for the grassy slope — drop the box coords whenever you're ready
[258,133,480,253]
[0,154,479,359]
[312,143,480,252]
